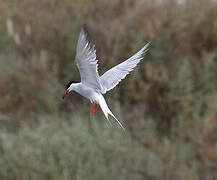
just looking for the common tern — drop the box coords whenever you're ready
[63,27,149,129]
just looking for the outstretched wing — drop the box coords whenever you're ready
[100,43,150,94]
[75,28,102,91]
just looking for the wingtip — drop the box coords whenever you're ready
[79,25,95,49]
[147,41,151,46]
[144,42,151,49]
[81,24,88,34]
[142,42,151,54]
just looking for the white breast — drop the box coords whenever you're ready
[74,83,100,103]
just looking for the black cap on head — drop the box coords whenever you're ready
[66,80,78,89]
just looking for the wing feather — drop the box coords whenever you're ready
[75,28,102,91]
[100,43,150,94]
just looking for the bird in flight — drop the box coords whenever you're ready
[63,27,149,129]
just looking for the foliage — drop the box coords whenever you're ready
[0,0,217,179]
[0,114,200,180]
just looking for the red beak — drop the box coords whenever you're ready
[62,90,69,99]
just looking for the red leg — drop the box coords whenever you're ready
[91,103,97,115]
[91,103,94,114]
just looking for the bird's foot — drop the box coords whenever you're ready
[91,103,98,115]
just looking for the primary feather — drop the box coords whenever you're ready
[75,28,102,91]
[100,43,150,94]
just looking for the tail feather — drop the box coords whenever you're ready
[103,112,112,127]
[98,95,125,129]
[109,111,125,130]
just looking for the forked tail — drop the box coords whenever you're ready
[98,95,125,129]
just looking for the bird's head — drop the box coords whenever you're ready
[62,80,78,99]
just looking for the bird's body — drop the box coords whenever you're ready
[63,27,149,129]
[71,83,98,103]
[68,82,123,127]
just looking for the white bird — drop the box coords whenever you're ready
[63,27,149,129]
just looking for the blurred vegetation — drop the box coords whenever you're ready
[0,0,217,179]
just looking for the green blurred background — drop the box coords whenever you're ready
[0,0,217,179]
